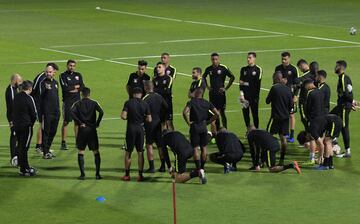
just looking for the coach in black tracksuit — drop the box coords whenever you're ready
[60,60,85,150]
[330,60,353,157]
[240,52,262,128]
[71,87,104,180]
[5,74,22,163]
[121,87,152,181]
[40,66,60,159]
[13,81,37,176]
[266,71,293,164]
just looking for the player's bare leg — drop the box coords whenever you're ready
[61,121,69,150]
[137,151,145,181]
[193,146,200,169]
[122,151,132,181]
[279,134,287,165]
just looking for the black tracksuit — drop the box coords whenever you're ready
[5,85,19,159]
[153,74,173,120]
[189,77,207,96]
[13,92,37,172]
[318,82,331,114]
[32,72,46,122]
[39,78,60,155]
[210,132,244,165]
[330,73,353,149]
[59,70,85,123]
[305,88,325,127]
[240,65,262,128]
[126,72,150,97]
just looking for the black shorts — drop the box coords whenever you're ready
[126,124,145,152]
[145,122,163,146]
[266,117,289,136]
[263,149,277,168]
[174,151,192,174]
[76,126,99,150]
[325,120,342,139]
[62,100,77,123]
[164,97,173,121]
[190,124,208,148]
[209,91,226,110]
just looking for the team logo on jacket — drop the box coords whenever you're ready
[347,84,353,92]
[244,71,247,76]
[155,81,158,85]
[67,77,71,81]
[134,79,138,83]
[166,70,171,75]
[75,76,79,80]
[288,71,292,75]
[217,69,221,75]
[55,84,58,89]
[163,80,167,84]
[252,71,257,76]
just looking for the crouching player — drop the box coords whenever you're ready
[297,114,342,170]
[71,87,104,180]
[162,130,207,184]
[247,126,301,173]
[209,127,244,174]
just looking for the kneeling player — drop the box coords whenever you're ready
[71,87,104,180]
[297,114,342,170]
[209,127,244,174]
[121,87,152,181]
[183,88,219,170]
[247,126,301,174]
[162,130,207,184]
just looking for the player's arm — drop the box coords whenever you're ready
[343,77,354,103]
[95,102,104,127]
[145,103,152,123]
[265,87,273,104]
[208,107,219,125]
[165,76,173,94]
[28,96,38,125]
[60,74,76,93]
[77,73,85,91]
[202,68,211,91]
[182,104,191,126]
[121,101,128,120]
[5,87,13,124]
[70,103,82,126]
[224,68,235,91]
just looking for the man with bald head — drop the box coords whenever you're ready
[5,73,23,166]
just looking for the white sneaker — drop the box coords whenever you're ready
[199,169,207,184]
[11,156,18,167]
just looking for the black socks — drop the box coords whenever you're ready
[78,154,85,177]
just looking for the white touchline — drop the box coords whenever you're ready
[110,45,360,60]
[48,34,286,48]
[97,7,289,35]
[299,35,360,45]
[40,48,102,60]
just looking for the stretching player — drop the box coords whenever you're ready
[297,114,342,170]
[209,127,244,174]
[71,87,104,180]
[247,126,301,174]
[162,130,207,184]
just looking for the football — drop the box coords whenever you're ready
[350,27,357,35]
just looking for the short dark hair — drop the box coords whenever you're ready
[273,71,283,83]
[318,70,327,78]
[46,62,59,71]
[194,87,204,97]
[192,67,202,74]
[297,131,311,145]
[211,52,219,57]
[281,52,291,57]
[138,60,148,67]
[21,80,33,91]
[67,59,76,65]
[81,87,90,97]
[132,87,143,94]
[161,52,170,57]
[303,78,314,86]
[297,59,308,66]
[336,60,347,68]
[248,52,256,58]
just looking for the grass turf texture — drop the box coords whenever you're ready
[1,0,360,223]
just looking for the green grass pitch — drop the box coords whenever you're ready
[0,0,360,223]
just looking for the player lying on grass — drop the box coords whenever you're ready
[247,125,301,174]
[162,130,207,184]
[297,114,342,170]
[209,127,244,174]
[71,87,104,180]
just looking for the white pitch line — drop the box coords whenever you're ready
[299,35,360,45]
[49,41,148,48]
[47,34,285,48]
[97,7,288,35]
[159,34,287,43]
[110,45,360,61]
[5,59,100,65]
[40,48,102,60]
